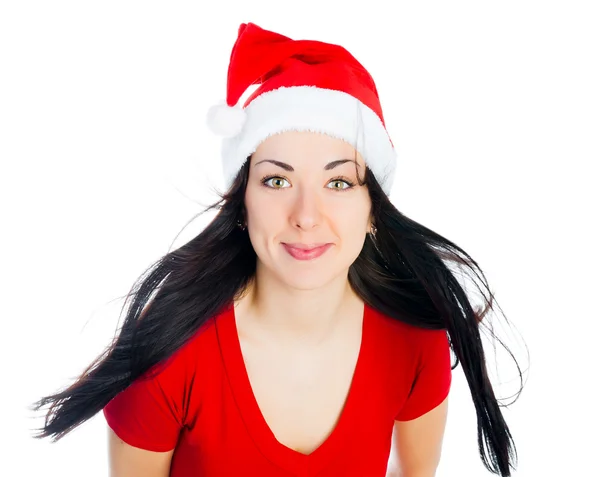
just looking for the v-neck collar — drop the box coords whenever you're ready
[215,300,370,476]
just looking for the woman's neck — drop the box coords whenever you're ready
[234,268,362,347]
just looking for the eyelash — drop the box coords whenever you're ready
[259,175,356,191]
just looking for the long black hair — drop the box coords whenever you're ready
[30,153,527,476]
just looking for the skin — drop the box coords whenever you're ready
[238,130,373,346]
[389,397,449,476]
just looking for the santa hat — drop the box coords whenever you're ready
[206,22,397,195]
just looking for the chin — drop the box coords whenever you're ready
[281,277,336,291]
[277,263,347,290]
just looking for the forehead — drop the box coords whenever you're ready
[251,131,365,168]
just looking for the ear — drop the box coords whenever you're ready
[367,215,375,233]
[366,219,374,234]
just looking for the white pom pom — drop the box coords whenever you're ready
[206,101,247,137]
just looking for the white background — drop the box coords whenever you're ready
[2,1,598,475]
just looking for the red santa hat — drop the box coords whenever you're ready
[206,22,397,195]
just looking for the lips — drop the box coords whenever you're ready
[283,243,329,251]
[282,243,333,261]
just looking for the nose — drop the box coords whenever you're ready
[289,185,323,231]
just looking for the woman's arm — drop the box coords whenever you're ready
[387,396,449,477]
[108,427,175,477]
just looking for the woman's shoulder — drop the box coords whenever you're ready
[144,305,228,381]
[175,306,229,363]
[368,304,426,336]
[367,304,445,355]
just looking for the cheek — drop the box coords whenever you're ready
[333,202,370,226]
[342,221,369,246]
[247,198,285,228]
[245,188,269,220]
[245,194,284,243]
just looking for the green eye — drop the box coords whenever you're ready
[262,177,289,188]
[329,179,351,190]
[260,175,356,191]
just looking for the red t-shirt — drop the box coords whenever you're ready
[103,301,452,476]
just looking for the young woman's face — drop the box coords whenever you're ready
[244,131,372,290]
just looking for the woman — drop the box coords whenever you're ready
[31,22,525,476]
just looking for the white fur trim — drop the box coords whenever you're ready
[220,86,397,195]
[206,101,247,137]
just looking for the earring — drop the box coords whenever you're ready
[369,224,377,237]
[237,219,247,231]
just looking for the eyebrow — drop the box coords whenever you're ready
[254,158,360,171]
